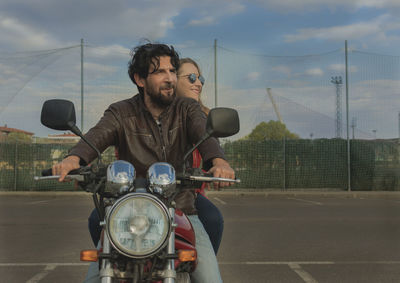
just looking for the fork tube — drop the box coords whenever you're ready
[164,207,176,283]
[100,207,113,283]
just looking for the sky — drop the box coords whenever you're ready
[1,0,400,139]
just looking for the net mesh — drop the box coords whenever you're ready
[0,43,399,191]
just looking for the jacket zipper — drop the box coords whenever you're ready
[156,119,167,161]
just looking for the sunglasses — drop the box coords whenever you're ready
[179,73,205,85]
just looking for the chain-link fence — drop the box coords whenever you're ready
[1,42,400,191]
[0,142,116,191]
[1,139,399,191]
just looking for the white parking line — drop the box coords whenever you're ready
[26,264,56,283]
[4,260,400,267]
[288,197,323,206]
[28,200,51,205]
[219,260,400,265]
[219,261,334,265]
[213,197,227,205]
[0,263,89,266]
[289,263,318,283]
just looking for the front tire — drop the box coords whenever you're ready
[176,272,191,283]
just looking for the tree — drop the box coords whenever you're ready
[244,120,299,141]
[7,132,32,143]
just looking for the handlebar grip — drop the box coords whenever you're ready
[41,168,53,176]
[41,168,82,176]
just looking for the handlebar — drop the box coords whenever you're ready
[41,168,82,176]
[176,172,240,185]
[185,175,240,183]
[34,175,85,182]
[34,167,240,185]
[34,167,87,182]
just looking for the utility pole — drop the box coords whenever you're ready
[331,76,343,138]
[351,117,357,139]
[372,129,377,139]
[345,40,351,192]
[81,38,84,132]
[214,39,218,107]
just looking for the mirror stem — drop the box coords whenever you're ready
[68,122,102,163]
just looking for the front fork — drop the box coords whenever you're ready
[100,206,113,283]
[163,207,177,283]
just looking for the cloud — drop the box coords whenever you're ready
[86,45,130,59]
[283,14,400,43]
[0,15,62,50]
[0,0,247,51]
[271,65,292,76]
[328,64,345,72]
[328,64,358,73]
[174,40,198,49]
[354,0,400,9]
[246,71,260,81]
[252,0,400,13]
[188,1,245,26]
[189,16,216,26]
[305,68,324,76]
[0,0,187,51]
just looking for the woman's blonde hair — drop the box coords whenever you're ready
[178,58,210,115]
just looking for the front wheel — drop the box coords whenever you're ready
[176,272,191,283]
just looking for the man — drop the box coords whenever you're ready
[53,43,233,283]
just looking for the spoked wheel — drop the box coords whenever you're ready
[176,272,191,283]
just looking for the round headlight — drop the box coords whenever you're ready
[106,193,171,258]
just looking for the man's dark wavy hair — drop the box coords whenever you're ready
[128,43,180,94]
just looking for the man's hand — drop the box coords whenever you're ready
[52,155,81,182]
[207,158,235,190]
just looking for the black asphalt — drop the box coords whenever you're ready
[1,191,400,282]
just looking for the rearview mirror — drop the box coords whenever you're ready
[206,108,240,138]
[41,99,77,131]
[182,107,240,173]
[40,99,101,161]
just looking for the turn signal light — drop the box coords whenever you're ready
[80,249,99,262]
[178,250,197,262]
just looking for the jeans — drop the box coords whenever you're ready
[188,215,223,283]
[88,195,224,254]
[84,215,222,283]
[88,208,102,247]
[195,193,224,254]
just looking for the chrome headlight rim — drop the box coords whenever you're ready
[105,193,171,259]
[105,160,136,196]
[147,162,177,198]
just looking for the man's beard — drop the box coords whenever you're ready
[147,82,176,108]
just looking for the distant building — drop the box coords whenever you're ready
[0,124,34,142]
[44,132,81,144]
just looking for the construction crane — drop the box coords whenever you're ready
[266,88,283,123]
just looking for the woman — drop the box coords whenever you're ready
[88,58,224,255]
[176,58,224,255]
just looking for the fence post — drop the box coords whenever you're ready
[283,137,286,190]
[13,140,18,191]
[345,40,351,191]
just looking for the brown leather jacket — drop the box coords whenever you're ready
[68,94,225,214]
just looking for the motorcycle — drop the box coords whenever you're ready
[35,99,240,283]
